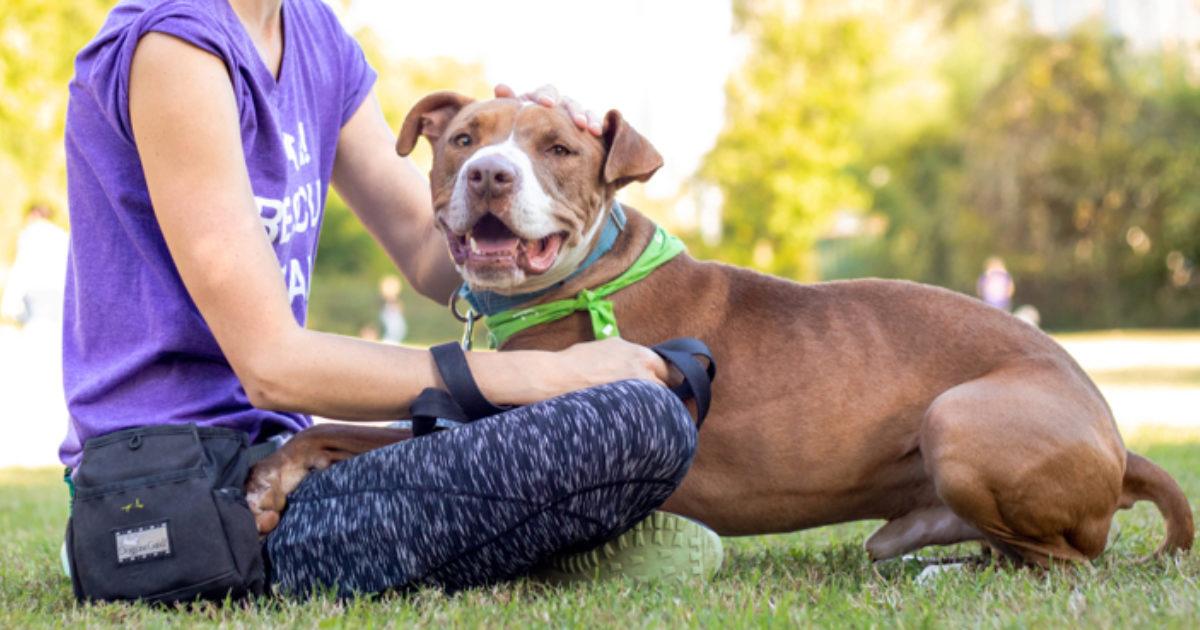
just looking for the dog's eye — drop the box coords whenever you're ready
[549,144,572,157]
[451,133,473,147]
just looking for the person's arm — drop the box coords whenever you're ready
[330,93,461,303]
[129,34,667,421]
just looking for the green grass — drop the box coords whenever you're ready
[1,432,1197,628]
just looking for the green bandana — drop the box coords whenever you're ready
[484,225,685,348]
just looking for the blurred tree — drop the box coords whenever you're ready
[861,23,1200,327]
[703,0,1196,327]
[306,28,491,341]
[962,26,1200,326]
[697,1,881,281]
[850,1,1016,287]
[697,0,997,282]
[0,0,110,270]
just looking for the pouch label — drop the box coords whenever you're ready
[114,521,171,564]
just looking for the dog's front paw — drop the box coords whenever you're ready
[245,449,307,535]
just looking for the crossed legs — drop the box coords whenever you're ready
[265,379,697,596]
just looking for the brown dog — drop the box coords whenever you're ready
[251,92,1193,564]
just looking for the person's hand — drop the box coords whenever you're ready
[494,83,603,137]
[552,337,670,393]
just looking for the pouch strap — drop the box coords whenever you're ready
[243,441,277,467]
[222,439,280,490]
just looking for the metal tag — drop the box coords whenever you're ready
[114,521,171,564]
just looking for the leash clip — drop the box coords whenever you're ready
[460,313,477,350]
[449,285,482,350]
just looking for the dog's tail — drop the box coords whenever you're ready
[1120,451,1194,554]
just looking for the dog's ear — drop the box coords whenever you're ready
[601,110,663,188]
[397,91,475,156]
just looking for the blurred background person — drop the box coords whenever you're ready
[1014,304,1042,328]
[378,275,407,344]
[977,257,1015,312]
[0,203,69,468]
[1,203,68,329]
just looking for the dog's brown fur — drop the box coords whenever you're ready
[499,212,1194,562]
[251,93,1194,564]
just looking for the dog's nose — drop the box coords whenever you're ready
[467,155,518,198]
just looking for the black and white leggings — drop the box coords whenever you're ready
[265,379,697,596]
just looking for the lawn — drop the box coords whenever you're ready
[1,427,1197,628]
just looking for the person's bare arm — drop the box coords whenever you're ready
[331,94,461,303]
[129,34,666,422]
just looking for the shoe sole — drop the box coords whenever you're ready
[534,511,723,584]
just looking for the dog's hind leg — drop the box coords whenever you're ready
[866,505,985,561]
[918,361,1127,566]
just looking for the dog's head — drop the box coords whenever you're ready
[397,92,662,294]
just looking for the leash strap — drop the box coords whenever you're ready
[410,338,717,436]
[409,388,469,437]
[430,342,508,418]
[650,337,717,427]
[221,439,282,492]
[411,342,511,437]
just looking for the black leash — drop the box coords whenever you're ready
[649,337,716,426]
[410,337,717,436]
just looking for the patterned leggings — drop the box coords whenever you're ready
[264,380,697,596]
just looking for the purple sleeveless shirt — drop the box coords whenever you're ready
[60,0,376,467]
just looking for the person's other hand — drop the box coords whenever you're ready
[494,83,603,137]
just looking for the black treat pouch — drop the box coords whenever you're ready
[66,424,272,604]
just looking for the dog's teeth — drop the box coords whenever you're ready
[469,237,481,254]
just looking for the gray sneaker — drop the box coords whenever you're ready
[534,511,723,584]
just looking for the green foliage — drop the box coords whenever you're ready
[698,1,880,281]
[863,24,1200,327]
[705,1,1199,328]
[0,0,111,265]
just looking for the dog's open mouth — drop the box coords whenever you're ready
[447,214,566,275]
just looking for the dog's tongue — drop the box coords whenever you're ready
[471,215,520,254]
[522,234,564,273]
